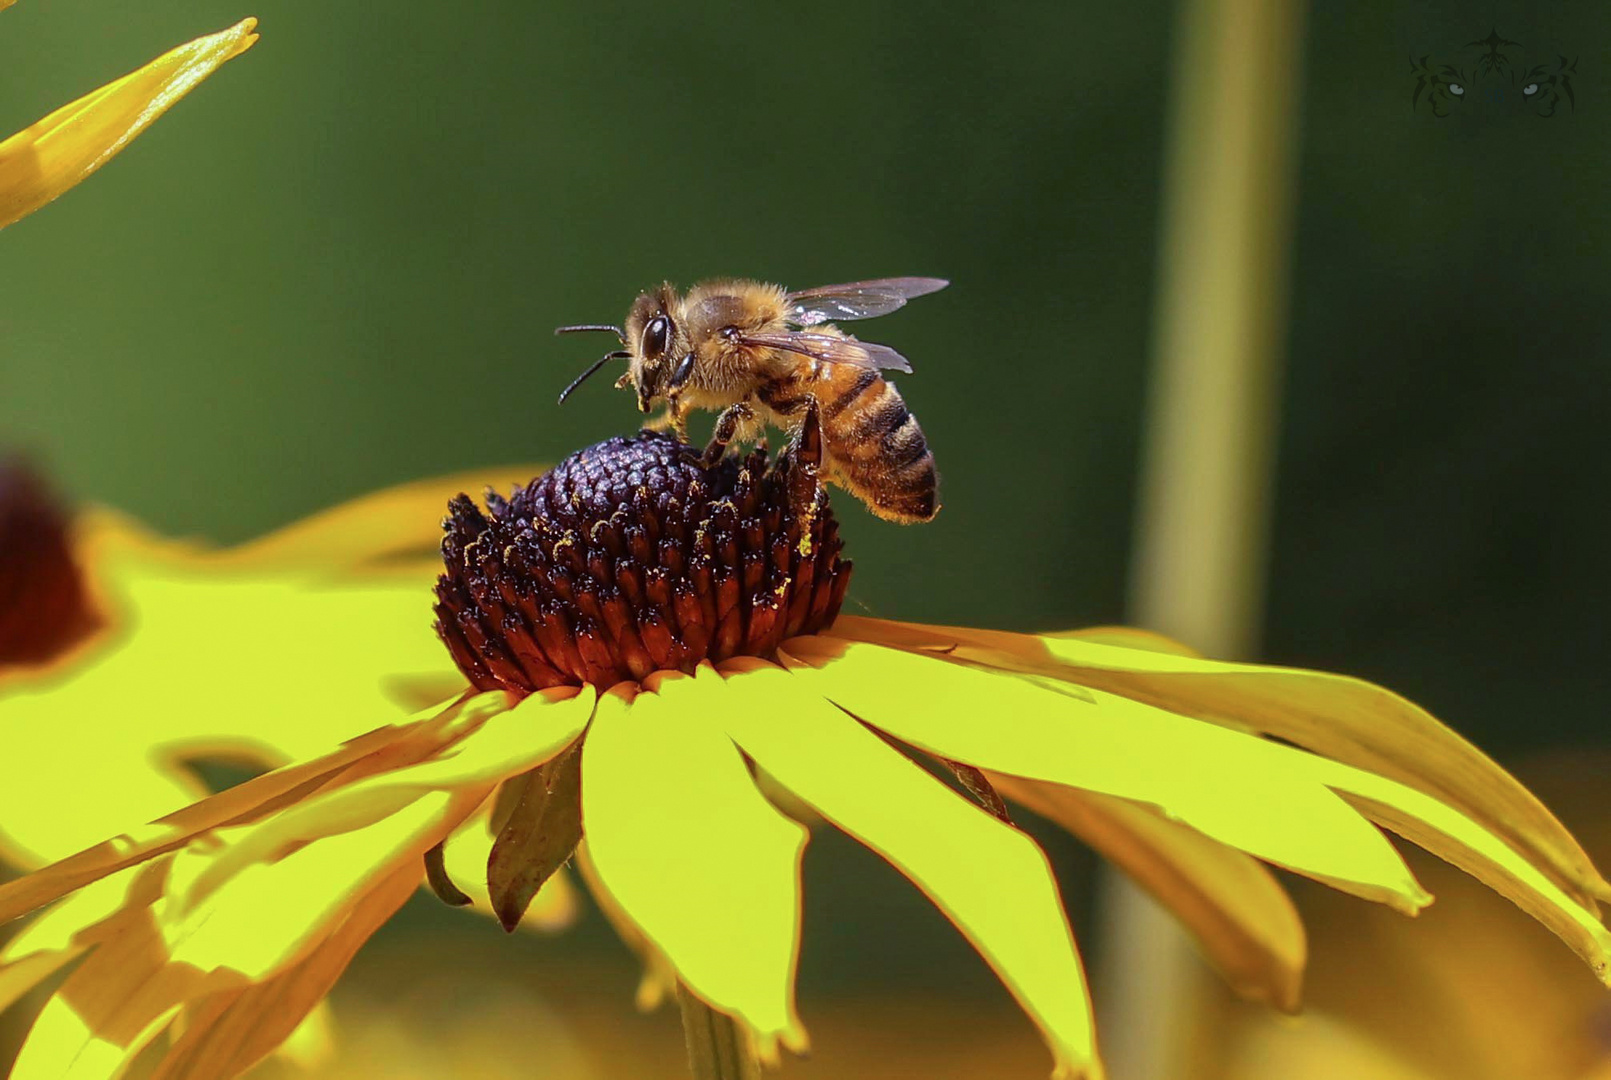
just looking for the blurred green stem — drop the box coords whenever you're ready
[678,985,761,1080]
[1110,0,1308,1077]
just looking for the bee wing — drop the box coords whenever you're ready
[738,331,914,374]
[784,277,948,326]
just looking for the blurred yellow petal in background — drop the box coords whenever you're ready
[0,17,259,230]
[0,463,575,951]
[0,464,543,869]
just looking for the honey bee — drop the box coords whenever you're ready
[555,276,947,523]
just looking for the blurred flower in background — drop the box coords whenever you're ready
[0,432,1606,1080]
[0,462,574,1075]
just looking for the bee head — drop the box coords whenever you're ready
[625,286,694,411]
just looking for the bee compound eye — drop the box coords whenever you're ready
[642,315,671,358]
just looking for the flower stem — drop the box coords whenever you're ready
[677,985,761,1080]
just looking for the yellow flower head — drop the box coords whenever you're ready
[1,433,1608,1080]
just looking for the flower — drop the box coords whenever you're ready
[0,15,259,231]
[1,431,1608,1080]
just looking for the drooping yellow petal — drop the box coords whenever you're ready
[1046,625,1205,658]
[163,687,592,919]
[719,657,1100,1080]
[581,672,808,1056]
[781,636,1429,912]
[0,18,259,230]
[158,790,468,980]
[3,683,581,1080]
[840,615,1610,905]
[0,866,157,1013]
[10,803,435,1080]
[10,866,198,1080]
[813,632,1611,985]
[991,775,1306,1011]
[151,861,421,1080]
[1313,762,1611,985]
[0,695,471,927]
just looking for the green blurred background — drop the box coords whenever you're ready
[2,0,1608,1075]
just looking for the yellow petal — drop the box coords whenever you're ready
[158,790,470,980]
[218,464,550,574]
[1043,627,1611,906]
[151,861,421,1080]
[0,699,465,928]
[12,997,180,1080]
[1046,625,1204,658]
[0,866,157,1013]
[163,687,591,919]
[7,691,552,1080]
[1314,762,1611,986]
[719,657,1100,1080]
[572,839,678,1012]
[843,616,1610,905]
[781,636,1429,912]
[10,858,418,1080]
[991,775,1306,1011]
[0,19,259,230]
[581,671,808,1055]
[10,866,200,1080]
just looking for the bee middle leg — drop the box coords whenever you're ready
[697,401,759,467]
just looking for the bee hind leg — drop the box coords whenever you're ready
[781,400,825,521]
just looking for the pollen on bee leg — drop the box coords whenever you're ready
[434,431,852,694]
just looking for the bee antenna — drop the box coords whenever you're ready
[555,324,626,343]
[558,351,631,405]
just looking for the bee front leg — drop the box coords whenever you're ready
[698,401,757,467]
[643,398,691,442]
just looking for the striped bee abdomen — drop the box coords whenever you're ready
[815,366,938,524]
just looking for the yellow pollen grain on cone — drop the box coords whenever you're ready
[0,17,259,231]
